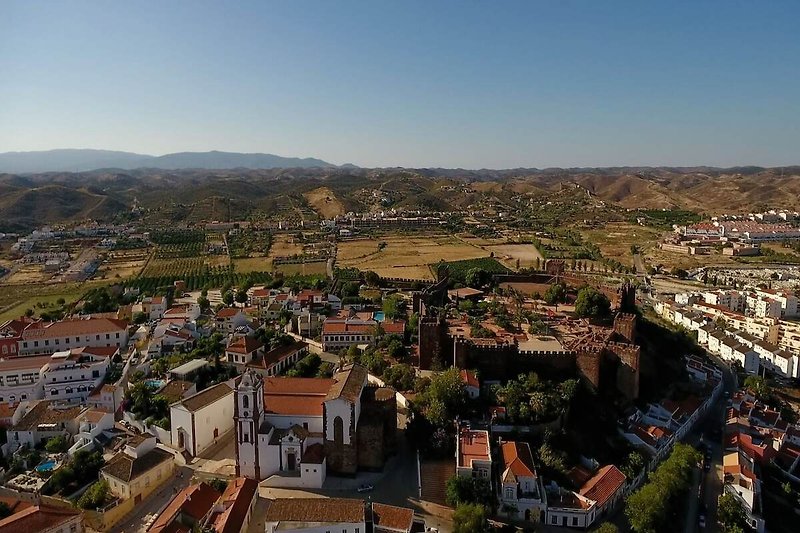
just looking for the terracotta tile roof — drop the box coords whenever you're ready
[158,380,194,403]
[251,341,308,369]
[0,403,18,423]
[263,377,334,416]
[83,408,109,424]
[264,498,364,524]
[371,502,414,532]
[0,497,32,515]
[211,477,259,533]
[382,319,406,334]
[302,443,325,464]
[0,355,52,372]
[21,317,128,339]
[251,289,270,298]
[148,482,221,533]
[326,365,367,403]
[226,335,263,355]
[500,441,536,482]
[458,428,490,467]
[102,446,174,483]
[216,308,241,318]
[175,382,233,412]
[460,369,479,388]
[0,505,81,533]
[11,401,84,431]
[579,465,626,508]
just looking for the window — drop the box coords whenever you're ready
[106,334,110,339]
[96,335,100,340]
[45,340,49,346]
[243,395,249,409]
[551,516,557,525]
[55,339,59,345]
[572,517,578,526]
[34,341,39,347]
[23,342,27,348]
[116,333,120,339]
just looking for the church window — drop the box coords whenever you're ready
[243,395,249,409]
[334,416,344,445]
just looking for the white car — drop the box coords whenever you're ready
[357,484,374,493]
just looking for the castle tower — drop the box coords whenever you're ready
[235,370,264,479]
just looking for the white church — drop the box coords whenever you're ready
[234,364,369,488]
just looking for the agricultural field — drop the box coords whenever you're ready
[0,282,92,322]
[1,265,53,285]
[440,257,509,284]
[227,230,272,258]
[268,234,305,257]
[579,222,662,270]
[233,257,272,273]
[274,261,328,277]
[482,243,544,269]
[303,187,346,219]
[94,249,150,280]
[336,234,490,280]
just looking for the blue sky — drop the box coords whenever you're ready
[1,1,799,168]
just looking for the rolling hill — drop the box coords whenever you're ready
[0,149,335,173]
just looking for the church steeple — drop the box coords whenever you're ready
[235,369,263,478]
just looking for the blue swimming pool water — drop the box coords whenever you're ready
[35,460,56,472]
[373,311,385,321]
[144,379,165,390]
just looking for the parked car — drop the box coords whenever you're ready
[699,513,706,529]
[357,484,374,493]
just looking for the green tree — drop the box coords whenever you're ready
[453,503,487,533]
[78,480,109,510]
[743,375,770,400]
[364,271,381,287]
[382,294,407,319]
[425,368,466,418]
[544,282,567,305]
[382,363,416,391]
[620,451,646,480]
[446,476,493,507]
[465,268,487,288]
[222,291,234,306]
[235,289,249,304]
[574,286,611,318]
[197,295,210,310]
[133,311,148,324]
[45,435,69,453]
[718,492,749,532]
[594,524,620,533]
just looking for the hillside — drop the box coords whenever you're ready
[1,166,800,230]
[0,149,335,173]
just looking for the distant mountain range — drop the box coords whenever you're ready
[0,149,336,173]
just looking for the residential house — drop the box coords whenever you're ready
[101,434,175,504]
[7,401,84,450]
[578,465,626,520]
[147,482,221,533]
[245,341,309,377]
[264,498,365,533]
[460,369,480,399]
[225,335,264,366]
[170,382,235,458]
[456,428,492,480]
[498,440,546,522]
[214,308,249,334]
[370,503,415,533]
[205,477,259,533]
[87,383,124,413]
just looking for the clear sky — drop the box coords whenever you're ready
[1,1,799,168]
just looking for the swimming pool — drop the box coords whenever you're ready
[144,379,166,390]
[372,311,385,321]
[35,460,56,473]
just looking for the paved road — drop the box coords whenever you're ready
[681,351,737,533]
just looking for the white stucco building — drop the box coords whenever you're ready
[170,382,235,458]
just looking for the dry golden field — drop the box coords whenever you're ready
[336,235,489,280]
